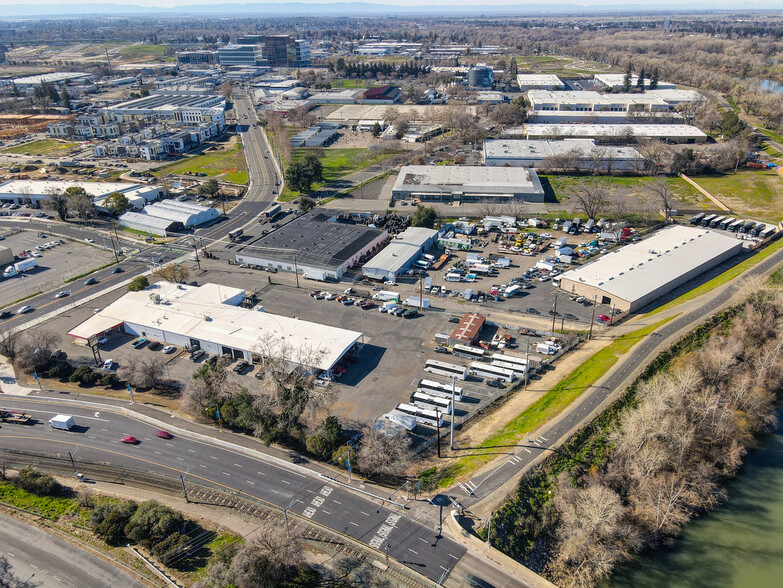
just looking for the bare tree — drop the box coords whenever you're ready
[0,330,23,361]
[119,355,166,389]
[154,264,190,284]
[638,140,672,174]
[356,425,410,476]
[15,330,61,373]
[569,184,609,220]
[645,178,676,221]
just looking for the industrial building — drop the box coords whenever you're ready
[528,90,672,112]
[524,110,684,125]
[235,209,388,281]
[391,165,545,203]
[521,123,707,144]
[362,226,439,282]
[362,86,402,104]
[0,180,163,207]
[104,91,225,128]
[306,90,363,105]
[119,201,219,235]
[483,139,646,171]
[323,104,478,125]
[117,211,181,237]
[449,313,486,346]
[516,74,564,91]
[558,225,743,312]
[67,282,361,373]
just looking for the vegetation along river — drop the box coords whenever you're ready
[609,402,783,588]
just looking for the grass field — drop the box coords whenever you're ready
[688,169,783,222]
[1,139,77,155]
[646,237,783,317]
[152,145,248,185]
[0,481,79,519]
[280,147,401,199]
[118,44,169,59]
[758,127,783,145]
[429,315,677,488]
[544,175,704,204]
[331,79,373,89]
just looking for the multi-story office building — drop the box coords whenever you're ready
[176,50,218,65]
[218,44,265,66]
[294,40,311,67]
[234,34,311,67]
[467,64,494,88]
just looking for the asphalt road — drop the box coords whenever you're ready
[0,399,467,583]
[460,242,783,502]
[0,511,147,588]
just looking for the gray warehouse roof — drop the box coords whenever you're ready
[483,139,644,161]
[559,226,741,305]
[118,211,176,230]
[239,210,386,268]
[363,226,438,275]
[392,165,545,197]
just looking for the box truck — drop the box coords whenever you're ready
[49,414,75,430]
[3,258,38,278]
[372,290,400,302]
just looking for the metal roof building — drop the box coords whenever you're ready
[362,226,439,282]
[449,313,486,346]
[391,165,545,203]
[0,180,163,206]
[483,139,646,171]
[118,211,181,237]
[521,123,707,144]
[142,201,220,228]
[593,74,676,90]
[516,74,564,91]
[235,209,388,280]
[558,225,743,312]
[67,282,361,373]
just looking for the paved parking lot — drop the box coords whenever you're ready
[0,228,115,310]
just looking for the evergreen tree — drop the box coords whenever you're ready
[60,88,72,110]
[636,68,646,90]
[649,67,659,90]
[622,61,633,93]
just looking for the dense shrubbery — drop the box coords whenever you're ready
[14,467,61,496]
[492,288,783,587]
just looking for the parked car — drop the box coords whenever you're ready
[434,346,449,354]
[190,349,205,361]
[162,345,176,354]
[526,307,540,314]
[103,359,115,370]
[232,360,249,373]
[448,317,460,323]
[131,337,148,349]
[487,379,505,389]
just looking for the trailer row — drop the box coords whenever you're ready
[690,213,777,238]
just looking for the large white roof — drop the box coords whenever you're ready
[559,226,741,304]
[523,124,707,139]
[0,180,161,201]
[516,74,563,87]
[483,139,644,161]
[393,165,544,196]
[68,282,361,371]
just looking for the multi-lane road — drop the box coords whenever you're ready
[0,398,468,584]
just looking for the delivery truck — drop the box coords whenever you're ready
[3,258,38,278]
[49,414,75,430]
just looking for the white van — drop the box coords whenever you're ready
[445,273,463,282]
[49,414,74,430]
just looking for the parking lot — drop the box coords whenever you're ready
[0,228,115,310]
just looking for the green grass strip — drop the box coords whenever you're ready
[646,237,783,317]
[0,482,79,519]
[433,315,677,487]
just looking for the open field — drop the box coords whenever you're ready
[545,174,705,206]
[117,44,170,60]
[152,144,248,185]
[330,79,374,89]
[1,139,78,156]
[689,169,783,222]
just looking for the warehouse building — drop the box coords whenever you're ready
[67,282,361,373]
[524,110,684,125]
[516,74,564,91]
[0,180,164,207]
[528,90,672,112]
[483,139,646,171]
[117,211,181,237]
[449,313,486,346]
[119,201,219,235]
[391,165,545,203]
[521,123,707,144]
[235,209,388,281]
[593,74,676,90]
[362,226,439,282]
[558,225,742,313]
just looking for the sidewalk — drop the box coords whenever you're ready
[0,355,35,396]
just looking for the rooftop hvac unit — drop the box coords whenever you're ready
[203,315,212,321]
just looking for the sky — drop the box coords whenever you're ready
[5,0,778,6]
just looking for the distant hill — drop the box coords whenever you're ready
[2,2,779,19]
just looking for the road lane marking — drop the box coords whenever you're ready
[448,553,459,560]
[210,456,218,459]
[360,511,370,516]
[233,463,242,468]
[246,481,254,485]
[222,472,230,476]
[257,471,266,476]
[281,479,290,484]
[188,449,196,453]
[176,457,184,461]
[333,500,342,505]
[419,537,429,543]
[322,509,331,515]
[349,521,359,527]
[408,548,418,554]
[199,464,207,468]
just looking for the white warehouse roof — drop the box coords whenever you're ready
[68,282,361,372]
[523,123,707,141]
[559,226,742,306]
[142,200,220,228]
[483,139,644,162]
[392,165,545,198]
[516,74,564,89]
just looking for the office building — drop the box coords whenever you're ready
[467,64,494,88]
[218,44,265,66]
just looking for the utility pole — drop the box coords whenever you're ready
[551,291,558,334]
[610,303,616,326]
[68,451,78,477]
[450,376,455,450]
[524,334,530,390]
[435,408,441,458]
[588,295,598,340]
[560,314,565,334]
[293,251,300,288]
[486,511,493,546]
[180,473,189,503]
[192,238,201,270]
[419,277,423,312]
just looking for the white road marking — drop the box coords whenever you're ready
[199,464,207,468]
[408,548,418,554]
[360,511,370,516]
[333,500,342,505]
[257,471,266,476]
[222,472,230,476]
[210,456,218,460]
[154,451,161,455]
[233,463,242,468]
[281,479,290,484]
[524,448,532,453]
[448,553,459,560]
[270,489,279,494]
[419,537,429,543]
[188,449,196,453]
[176,457,184,461]
[349,521,359,527]
[322,509,331,515]
[246,481,254,485]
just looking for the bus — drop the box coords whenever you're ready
[396,403,444,427]
[700,214,717,227]
[490,353,528,368]
[709,215,726,228]
[452,344,486,360]
[719,217,736,230]
[414,259,431,270]
[424,360,468,380]
[228,228,243,241]
[470,362,515,383]
[258,204,282,223]
[417,379,464,402]
[690,212,706,225]
[728,218,745,232]
[411,391,452,414]
[492,360,527,378]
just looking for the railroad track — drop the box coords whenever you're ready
[0,450,430,588]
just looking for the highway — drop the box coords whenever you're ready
[0,399,468,584]
[0,511,147,588]
[459,242,783,504]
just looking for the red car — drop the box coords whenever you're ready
[155,430,173,439]
[333,365,346,375]
[121,435,138,444]
[598,314,610,322]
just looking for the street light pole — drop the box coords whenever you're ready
[551,291,558,334]
[450,376,455,450]
[524,334,530,390]
[435,408,441,458]
[588,295,598,340]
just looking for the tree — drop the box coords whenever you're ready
[43,189,69,221]
[127,276,149,291]
[411,205,437,228]
[622,61,633,93]
[671,148,697,176]
[119,355,167,389]
[154,264,190,283]
[15,467,60,496]
[357,425,410,476]
[0,330,23,361]
[372,121,381,137]
[569,184,609,220]
[636,68,645,90]
[298,196,315,213]
[286,154,324,193]
[306,433,331,458]
[220,80,233,101]
[125,500,184,549]
[509,57,518,77]
[60,88,72,110]
[646,178,675,221]
[15,330,60,373]
[720,109,745,139]
[649,67,659,90]
[65,186,94,221]
[103,191,131,215]
[198,178,221,199]
[393,115,411,140]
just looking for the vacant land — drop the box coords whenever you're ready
[117,44,170,60]
[688,169,783,222]
[2,139,77,155]
[152,143,248,185]
[546,175,704,208]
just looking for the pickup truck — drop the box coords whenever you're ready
[131,337,148,349]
